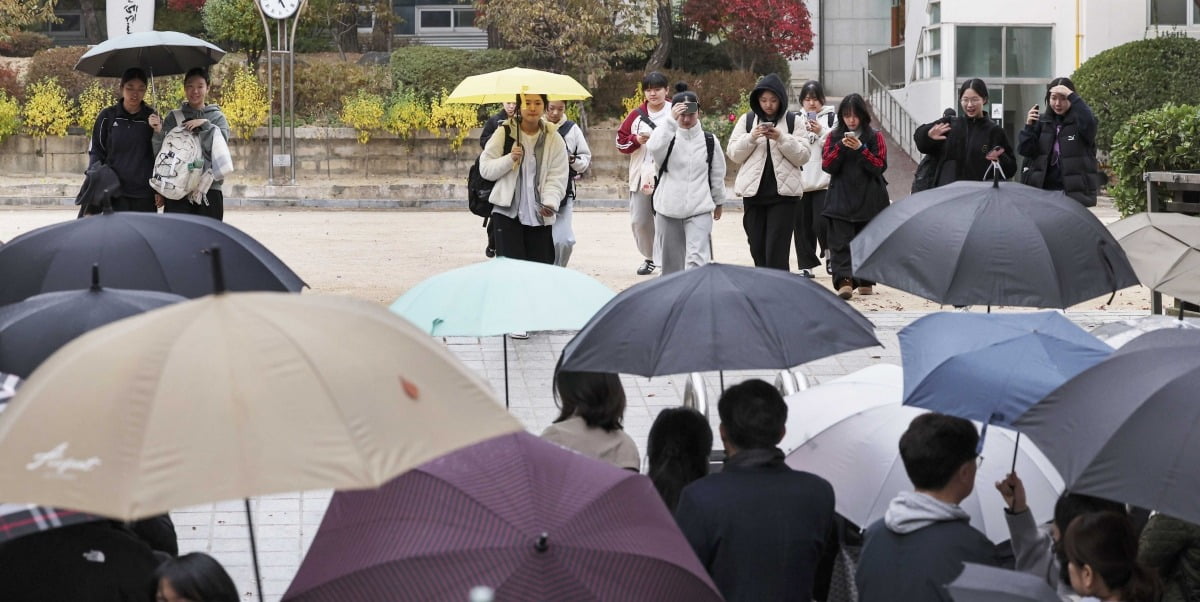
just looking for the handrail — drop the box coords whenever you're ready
[863,67,922,162]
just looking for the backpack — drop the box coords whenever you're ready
[467,124,514,221]
[743,110,802,133]
[911,154,939,193]
[653,132,715,196]
[149,110,204,201]
[557,120,578,207]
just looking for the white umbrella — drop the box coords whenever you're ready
[1089,314,1199,348]
[782,364,1064,543]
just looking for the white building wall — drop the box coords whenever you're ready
[786,0,892,97]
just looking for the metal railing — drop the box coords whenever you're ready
[863,67,922,162]
[866,45,906,89]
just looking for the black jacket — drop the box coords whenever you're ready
[675,448,838,602]
[1018,92,1102,207]
[89,103,157,199]
[822,127,889,222]
[0,521,160,602]
[479,108,509,149]
[915,114,1016,185]
[75,161,123,217]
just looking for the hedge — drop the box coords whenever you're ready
[389,46,524,101]
[1073,36,1200,153]
[1108,103,1200,216]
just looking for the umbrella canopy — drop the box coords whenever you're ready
[389,257,615,336]
[447,67,591,104]
[783,364,1064,543]
[559,263,879,376]
[0,266,185,377]
[946,563,1061,602]
[1108,212,1200,304]
[1014,328,1200,525]
[0,371,16,404]
[850,180,1138,308]
[283,432,721,602]
[74,30,225,77]
[0,211,305,305]
[900,311,1112,426]
[0,292,521,521]
[1089,314,1199,349]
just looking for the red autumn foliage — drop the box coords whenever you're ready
[682,0,815,68]
[167,0,206,13]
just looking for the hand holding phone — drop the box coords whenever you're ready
[985,146,1005,162]
[1027,104,1040,125]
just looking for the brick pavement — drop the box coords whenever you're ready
[171,309,1148,601]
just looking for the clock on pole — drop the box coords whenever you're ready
[259,0,300,20]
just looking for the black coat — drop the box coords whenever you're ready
[675,448,838,602]
[75,162,123,217]
[0,521,160,602]
[89,103,157,199]
[915,115,1016,185]
[479,108,509,149]
[822,128,890,222]
[1018,92,1102,207]
[856,515,1002,602]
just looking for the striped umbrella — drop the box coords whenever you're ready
[284,432,722,602]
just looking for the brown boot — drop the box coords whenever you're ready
[837,279,853,300]
[857,285,874,296]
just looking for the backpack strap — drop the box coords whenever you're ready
[655,132,716,191]
[558,120,575,139]
[785,111,797,133]
[705,132,714,170]
[638,107,657,130]
[744,111,755,133]
[170,109,186,130]
[501,124,514,154]
[827,112,836,128]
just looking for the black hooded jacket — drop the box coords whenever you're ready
[1017,92,1101,207]
[745,73,794,202]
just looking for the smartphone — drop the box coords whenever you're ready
[990,146,1004,154]
[760,121,775,129]
[843,131,859,140]
[806,111,818,121]
[684,101,699,114]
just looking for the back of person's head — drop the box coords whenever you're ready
[958,78,990,101]
[800,80,826,105]
[1053,492,1126,539]
[647,407,713,511]
[552,357,626,432]
[671,82,698,106]
[1044,76,1077,104]
[642,71,669,90]
[1063,512,1161,602]
[717,379,787,451]
[152,552,239,602]
[835,93,872,132]
[898,413,978,491]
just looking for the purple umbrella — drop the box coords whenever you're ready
[284,432,721,602]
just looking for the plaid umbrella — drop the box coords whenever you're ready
[284,433,722,602]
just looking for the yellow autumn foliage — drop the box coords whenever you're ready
[22,77,74,139]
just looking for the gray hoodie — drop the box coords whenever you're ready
[152,104,231,192]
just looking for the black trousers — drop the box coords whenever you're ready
[795,189,828,269]
[491,213,554,264]
[826,216,875,288]
[743,200,796,271]
[163,189,224,221]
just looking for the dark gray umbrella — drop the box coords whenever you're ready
[74,31,225,78]
[1014,328,1200,525]
[0,265,185,377]
[946,563,1060,602]
[558,263,879,376]
[850,180,1138,308]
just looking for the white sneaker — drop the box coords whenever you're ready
[508,331,529,340]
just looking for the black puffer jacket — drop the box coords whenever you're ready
[1018,92,1102,207]
[915,114,1016,185]
[821,127,889,222]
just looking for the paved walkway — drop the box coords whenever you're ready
[171,309,1147,600]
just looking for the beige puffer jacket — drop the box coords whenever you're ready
[726,112,810,198]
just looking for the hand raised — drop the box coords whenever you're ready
[928,123,951,140]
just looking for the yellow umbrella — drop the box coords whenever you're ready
[447,67,591,104]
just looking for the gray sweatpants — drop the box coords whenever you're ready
[655,212,713,275]
[552,200,575,267]
[630,190,659,262]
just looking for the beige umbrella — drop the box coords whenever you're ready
[0,292,521,520]
[1109,212,1200,304]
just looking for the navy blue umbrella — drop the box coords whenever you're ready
[900,311,1112,427]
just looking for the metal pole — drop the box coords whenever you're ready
[257,3,274,185]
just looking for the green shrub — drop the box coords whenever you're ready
[427,89,478,150]
[147,75,187,113]
[221,65,269,139]
[669,37,733,73]
[389,46,523,101]
[383,90,428,140]
[155,8,206,35]
[0,31,53,57]
[1073,36,1200,153]
[77,81,114,133]
[27,47,101,100]
[0,91,20,142]
[340,89,386,144]
[0,62,21,100]
[701,90,750,147]
[294,60,391,121]
[1108,103,1200,216]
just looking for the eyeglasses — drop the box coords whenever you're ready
[976,455,985,469]
[961,97,985,106]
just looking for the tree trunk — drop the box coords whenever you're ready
[370,1,392,51]
[486,24,505,49]
[80,0,102,43]
[645,0,672,70]
[334,1,360,57]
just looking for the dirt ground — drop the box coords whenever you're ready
[0,206,1154,313]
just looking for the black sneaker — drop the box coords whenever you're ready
[485,245,496,258]
[636,259,656,275]
[799,269,815,279]
[825,259,833,276]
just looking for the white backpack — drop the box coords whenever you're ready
[149,110,205,201]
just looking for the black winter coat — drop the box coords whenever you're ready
[856,517,1002,602]
[88,103,157,199]
[1018,92,1102,207]
[822,128,889,222]
[915,115,1016,185]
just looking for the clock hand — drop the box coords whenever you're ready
[277,0,286,7]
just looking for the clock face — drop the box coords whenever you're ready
[259,0,300,19]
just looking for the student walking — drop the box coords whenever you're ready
[616,72,673,275]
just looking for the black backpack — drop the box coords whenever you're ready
[911,154,939,193]
[743,110,802,133]
[468,124,514,221]
[558,120,579,208]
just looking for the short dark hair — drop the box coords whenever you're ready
[647,407,713,511]
[184,67,209,85]
[1063,512,1161,602]
[1053,492,1125,538]
[1044,76,1077,105]
[799,80,826,105]
[151,552,239,602]
[898,413,978,490]
[717,379,787,450]
[642,71,669,90]
[833,93,872,134]
[959,78,989,101]
[120,67,148,87]
[671,81,698,106]
[553,358,627,432]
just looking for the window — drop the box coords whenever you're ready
[914,26,941,80]
[956,25,1052,80]
[957,26,1003,78]
[1005,27,1052,77]
[930,1,941,25]
[1149,0,1200,24]
[416,6,477,31]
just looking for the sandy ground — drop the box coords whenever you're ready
[0,205,1154,313]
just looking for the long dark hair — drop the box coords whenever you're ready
[832,93,872,138]
[1044,76,1077,105]
[647,407,712,512]
[151,553,239,602]
[1062,512,1161,602]
[799,80,826,105]
[552,356,626,432]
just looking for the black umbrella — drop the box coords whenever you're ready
[1014,328,1200,526]
[558,263,879,376]
[0,265,186,377]
[850,180,1138,308]
[0,210,306,305]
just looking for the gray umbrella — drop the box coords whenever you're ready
[850,180,1138,308]
[946,563,1060,602]
[1014,328,1200,525]
[1107,212,1200,304]
[74,30,225,79]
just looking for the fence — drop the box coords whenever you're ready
[863,67,921,162]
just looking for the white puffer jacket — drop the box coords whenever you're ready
[647,118,727,219]
[479,118,568,225]
[801,105,837,191]
[726,112,811,198]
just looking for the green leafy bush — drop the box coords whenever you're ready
[701,90,750,147]
[0,90,20,142]
[1073,36,1200,153]
[27,47,101,99]
[77,81,114,133]
[1108,103,1200,216]
[669,37,733,73]
[340,89,386,144]
[0,31,53,57]
[0,62,21,100]
[294,61,391,121]
[221,65,269,139]
[155,7,206,35]
[389,46,523,101]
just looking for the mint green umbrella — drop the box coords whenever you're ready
[390,258,615,406]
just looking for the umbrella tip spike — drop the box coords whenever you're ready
[534,532,549,553]
[203,246,226,294]
[91,263,101,291]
